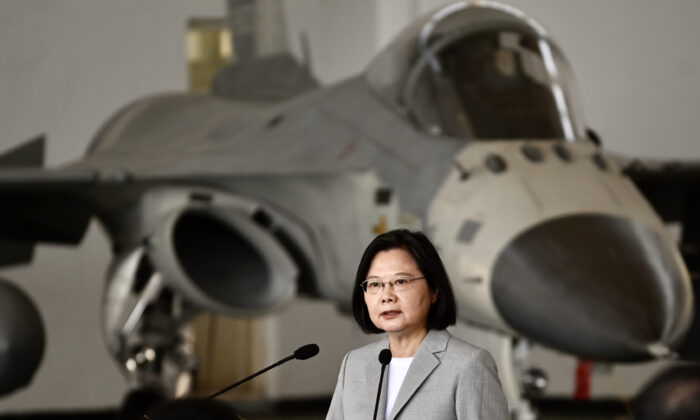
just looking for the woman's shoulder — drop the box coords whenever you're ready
[437,330,498,366]
[447,333,488,354]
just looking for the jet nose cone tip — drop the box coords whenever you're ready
[647,342,676,359]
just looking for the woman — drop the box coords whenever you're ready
[327,229,508,419]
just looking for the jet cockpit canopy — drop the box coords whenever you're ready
[365,1,585,141]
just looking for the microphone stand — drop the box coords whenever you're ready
[373,349,392,420]
[207,354,294,400]
[207,344,319,400]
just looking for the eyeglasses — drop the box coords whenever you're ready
[360,275,426,294]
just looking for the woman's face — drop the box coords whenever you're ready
[363,248,437,338]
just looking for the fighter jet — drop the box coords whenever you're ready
[0,0,696,416]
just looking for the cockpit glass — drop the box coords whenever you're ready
[365,2,585,141]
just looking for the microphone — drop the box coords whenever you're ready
[373,349,392,420]
[294,343,320,360]
[207,343,320,400]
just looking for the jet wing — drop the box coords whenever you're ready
[0,78,399,271]
[0,137,96,266]
[0,168,97,186]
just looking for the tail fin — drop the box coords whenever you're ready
[0,135,92,267]
[212,53,319,101]
[212,0,319,101]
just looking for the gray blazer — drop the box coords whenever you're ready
[326,329,509,420]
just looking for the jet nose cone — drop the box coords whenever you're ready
[492,214,693,361]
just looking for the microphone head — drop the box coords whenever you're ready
[293,343,319,360]
[378,349,392,365]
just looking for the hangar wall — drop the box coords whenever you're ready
[0,0,225,410]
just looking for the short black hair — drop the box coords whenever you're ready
[352,229,457,333]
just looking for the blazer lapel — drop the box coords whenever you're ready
[388,330,449,420]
